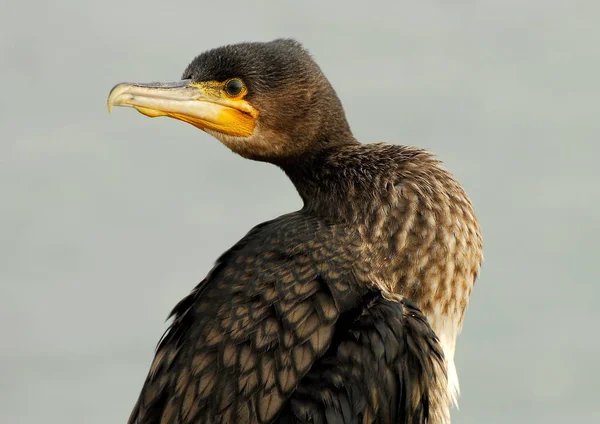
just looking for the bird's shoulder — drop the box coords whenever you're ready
[127,212,366,423]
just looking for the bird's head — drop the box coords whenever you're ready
[107,39,353,163]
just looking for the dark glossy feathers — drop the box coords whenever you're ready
[128,212,448,424]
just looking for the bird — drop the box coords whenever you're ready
[107,38,483,424]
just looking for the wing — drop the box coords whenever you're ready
[127,214,363,424]
[278,293,449,424]
[127,214,447,424]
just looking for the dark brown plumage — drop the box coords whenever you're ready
[108,39,483,424]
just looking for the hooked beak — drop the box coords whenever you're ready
[107,79,258,137]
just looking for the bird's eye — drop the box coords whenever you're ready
[224,79,244,97]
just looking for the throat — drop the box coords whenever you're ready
[279,142,368,221]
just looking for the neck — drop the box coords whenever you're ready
[279,140,373,222]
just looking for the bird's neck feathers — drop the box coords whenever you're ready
[280,143,438,222]
[283,143,482,415]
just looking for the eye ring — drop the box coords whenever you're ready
[224,78,245,97]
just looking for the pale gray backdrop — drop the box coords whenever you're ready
[2,1,598,423]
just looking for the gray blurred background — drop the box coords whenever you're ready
[1,1,598,423]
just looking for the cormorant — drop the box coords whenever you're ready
[107,39,483,424]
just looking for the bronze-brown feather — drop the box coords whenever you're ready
[128,208,449,424]
[109,39,483,424]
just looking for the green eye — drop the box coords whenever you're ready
[224,79,244,97]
